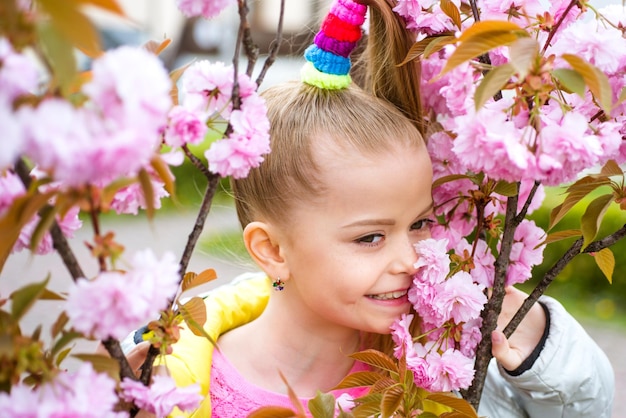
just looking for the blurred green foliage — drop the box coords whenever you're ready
[525,187,626,326]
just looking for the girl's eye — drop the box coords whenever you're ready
[357,233,384,245]
[411,218,434,231]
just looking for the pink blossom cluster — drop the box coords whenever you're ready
[66,249,180,340]
[120,375,202,417]
[410,2,626,190]
[176,0,235,19]
[0,171,82,255]
[176,60,271,178]
[0,363,125,418]
[0,37,39,170]
[18,46,171,187]
[391,238,487,392]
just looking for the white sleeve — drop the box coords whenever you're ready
[479,296,614,417]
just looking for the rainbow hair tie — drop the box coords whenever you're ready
[301,0,367,90]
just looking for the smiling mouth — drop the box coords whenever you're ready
[367,290,408,300]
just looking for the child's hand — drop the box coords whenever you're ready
[491,287,546,371]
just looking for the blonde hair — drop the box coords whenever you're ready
[231,0,425,356]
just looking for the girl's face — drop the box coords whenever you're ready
[277,138,434,335]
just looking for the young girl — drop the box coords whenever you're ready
[130,0,614,416]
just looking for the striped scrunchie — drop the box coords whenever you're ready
[301,0,367,90]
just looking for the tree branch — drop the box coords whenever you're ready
[14,159,86,280]
[255,0,285,87]
[464,194,519,408]
[503,223,626,338]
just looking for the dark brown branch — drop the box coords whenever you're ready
[514,181,541,224]
[14,159,85,280]
[255,0,285,87]
[235,0,259,79]
[139,344,161,385]
[182,145,213,180]
[102,337,136,380]
[177,175,221,280]
[465,194,519,408]
[503,223,626,338]
[541,1,579,54]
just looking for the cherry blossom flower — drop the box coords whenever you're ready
[66,249,179,340]
[164,105,208,148]
[0,93,26,170]
[390,313,415,358]
[176,0,235,19]
[120,375,202,418]
[504,219,546,286]
[454,239,496,288]
[437,272,487,324]
[0,37,39,103]
[0,363,125,418]
[425,348,475,392]
[413,238,451,285]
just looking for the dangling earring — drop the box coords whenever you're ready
[272,277,285,291]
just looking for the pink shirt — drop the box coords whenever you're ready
[210,348,370,417]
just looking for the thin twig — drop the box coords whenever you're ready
[514,181,541,224]
[182,145,213,180]
[503,223,626,337]
[464,194,519,408]
[541,1,579,54]
[236,0,259,76]
[14,159,86,280]
[102,337,136,381]
[177,175,221,280]
[255,0,285,87]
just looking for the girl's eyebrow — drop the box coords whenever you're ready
[342,201,434,229]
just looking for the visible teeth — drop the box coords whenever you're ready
[369,290,407,300]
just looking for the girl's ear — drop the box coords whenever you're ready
[243,221,290,280]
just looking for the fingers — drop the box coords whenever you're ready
[491,330,523,371]
[126,341,151,373]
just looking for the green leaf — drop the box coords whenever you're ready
[380,385,403,418]
[36,22,78,95]
[600,159,623,177]
[351,401,383,418]
[549,177,611,229]
[36,0,102,58]
[426,393,478,417]
[441,32,521,76]
[51,330,83,357]
[543,229,581,246]
[179,297,208,337]
[72,353,121,381]
[562,54,613,115]
[248,407,297,418]
[400,34,456,66]
[349,349,398,374]
[593,248,615,284]
[432,174,471,189]
[181,269,217,293]
[552,68,586,97]
[0,189,56,271]
[279,370,307,417]
[508,37,539,80]
[493,180,519,197]
[308,391,336,418]
[423,35,457,59]
[580,193,614,249]
[51,311,69,339]
[440,0,462,30]
[334,371,384,389]
[137,168,156,219]
[457,20,525,42]
[371,376,399,394]
[10,277,50,321]
[29,204,59,253]
[55,347,72,367]
[474,63,516,110]
[440,21,527,75]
